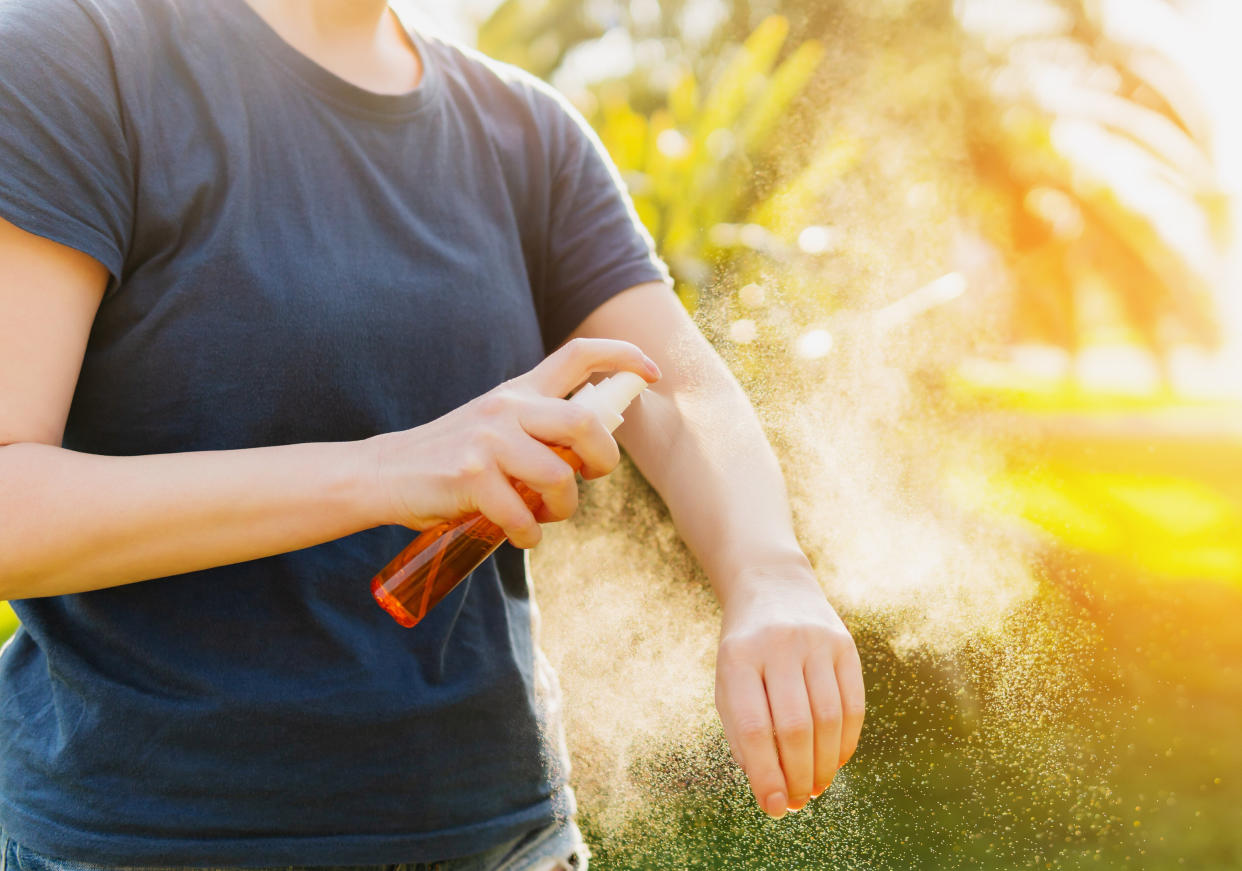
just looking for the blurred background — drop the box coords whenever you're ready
[4,0,1238,867]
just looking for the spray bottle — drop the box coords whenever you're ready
[371,371,650,628]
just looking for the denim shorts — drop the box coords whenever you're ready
[0,817,589,871]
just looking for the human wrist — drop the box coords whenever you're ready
[711,545,819,614]
[342,433,402,530]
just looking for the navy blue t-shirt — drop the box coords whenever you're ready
[0,0,670,864]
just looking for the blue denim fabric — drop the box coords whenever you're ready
[0,820,588,871]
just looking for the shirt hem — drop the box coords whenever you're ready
[0,792,567,867]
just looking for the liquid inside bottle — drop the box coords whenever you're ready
[371,445,583,628]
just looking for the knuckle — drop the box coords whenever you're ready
[805,622,837,645]
[812,701,842,726]
[735,719,771,745]
[581,443,619,480]
[565,336,592,356]
[552,464,577,489]
[501,507,533,532]
[558,337,589,366]
[764,623,803,647]
[483,496,524,528]
[717,636,758,665]
[775,716,813,741]
[843,699,867,722]
[476,391,515,418]
[565,404,596,437]
[457,450,489,481]
[472,427,503,452]
[827,626,858,655]
[474,493,505,522]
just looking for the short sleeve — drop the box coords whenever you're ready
[0,0,133,283]
[533,88,672,351]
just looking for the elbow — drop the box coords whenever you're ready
[0,446,15,600]
[0,542,44,604]
[0,442,48,601]
[0,558,22,604]
[0,531,26,602]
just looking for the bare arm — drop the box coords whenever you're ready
[0,216,657,600]
[569,281,866,818]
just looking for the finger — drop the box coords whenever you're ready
[717,661,787,818]
[524,337,660,398]
[804,654,843,796]
[493,435,579,523]
[531,502,558,524]
[516,396,620,480]
[836,643,866,767]
[472,471,542,549]
[765,663,816,810]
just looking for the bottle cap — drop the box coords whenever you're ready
[569,371,649,433]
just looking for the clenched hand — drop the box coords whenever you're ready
[715,569,865,817]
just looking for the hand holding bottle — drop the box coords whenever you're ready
[364,337,661,551]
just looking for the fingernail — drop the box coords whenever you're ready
[764,792,787,818]
[788,795,809,812]
[644,358,662,379]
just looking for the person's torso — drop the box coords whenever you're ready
[0,0,576,863]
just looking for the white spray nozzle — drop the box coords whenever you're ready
[569,371,649,433]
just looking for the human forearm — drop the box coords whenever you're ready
[0,439,378,599]
[616,323,863,813]
[572,283,865,818]
[0,338,659,601]
[615,348,813,604]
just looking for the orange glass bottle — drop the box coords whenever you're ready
[371,372,649,628]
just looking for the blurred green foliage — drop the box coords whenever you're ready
[0,604,16,643]
[960,0,1225,361]
[587,13,835,310]
[485,0,1225,364]
[476,1,1240,868]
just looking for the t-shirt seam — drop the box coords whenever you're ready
[211,6,442,125]
[247,44,437,124]
[0,190,124,281]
